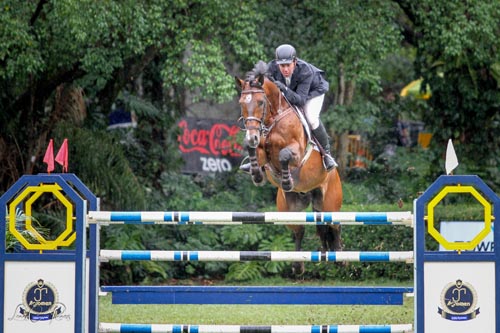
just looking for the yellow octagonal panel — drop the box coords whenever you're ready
[427,185,492,251]
[9,184,75,250]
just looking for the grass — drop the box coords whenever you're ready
[99,277,414,326]
[99,295,414,325]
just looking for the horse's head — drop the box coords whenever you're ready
[235,61,279,149]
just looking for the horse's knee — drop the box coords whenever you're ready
[279,148,293,167]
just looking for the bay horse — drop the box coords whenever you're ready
[235,61,343,274]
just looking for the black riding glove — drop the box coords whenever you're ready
[274,81,288,92]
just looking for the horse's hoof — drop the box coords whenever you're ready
[292,262,305,276]
[282,183,293,192]
[252,173,266,186]
[335,261,348,268]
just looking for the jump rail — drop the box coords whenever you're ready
[88,211,413,226]
[98,323,414,333]
[99,250,414,263]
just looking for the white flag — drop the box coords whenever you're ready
[445,139,459,175]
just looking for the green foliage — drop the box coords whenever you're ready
[226,262,265,282]
[258,0,402,93]
[408,1,500,191]
[53,122,147,210]
[344,146,432,204]
[0,0,264,188]
[5,208,50,252]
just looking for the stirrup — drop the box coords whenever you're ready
[323,154,338,172]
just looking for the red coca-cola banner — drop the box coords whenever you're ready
[178,117,244,173]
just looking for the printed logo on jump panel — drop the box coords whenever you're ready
[9,279,69,322]
[438,279,480,321]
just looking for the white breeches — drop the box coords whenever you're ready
[304,94,325,130]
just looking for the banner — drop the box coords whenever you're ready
[439,221,494,252]
[178,118,244,173]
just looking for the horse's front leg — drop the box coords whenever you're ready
[248,146,266,186]
[278,146,299,192]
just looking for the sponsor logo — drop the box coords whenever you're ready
[177,118,244,173]
[9,279,70,323]
[438,279,480,321]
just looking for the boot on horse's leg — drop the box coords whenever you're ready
[311,122,338,171]
[239,162,251,174]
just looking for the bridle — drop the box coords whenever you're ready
[238,86,270,134]
[238,81,291,137]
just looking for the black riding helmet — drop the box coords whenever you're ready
[275,44,296,64]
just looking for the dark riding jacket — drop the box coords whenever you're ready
[267,58,329,108]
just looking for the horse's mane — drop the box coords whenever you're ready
[245,60,269,86]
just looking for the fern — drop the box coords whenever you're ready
[221,225,263,249]
[226,262,264,282]
[5,208,50,251]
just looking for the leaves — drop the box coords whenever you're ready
[226,262,264,282]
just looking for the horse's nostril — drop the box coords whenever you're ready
[249,137,259,148]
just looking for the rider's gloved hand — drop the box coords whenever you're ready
[274,81,287,92]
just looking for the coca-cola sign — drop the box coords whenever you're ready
[178,118,244,173]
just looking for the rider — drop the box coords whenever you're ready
[240,44,337,173]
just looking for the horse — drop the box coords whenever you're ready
[235,61,343,274]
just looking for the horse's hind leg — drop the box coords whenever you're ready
[312,189,341,251]
[315,224,343,251]
[276,189,310,275]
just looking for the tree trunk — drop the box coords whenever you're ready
[333,64,356,177]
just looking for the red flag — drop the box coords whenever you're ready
[55,138,69,172]
[43,139,55,173]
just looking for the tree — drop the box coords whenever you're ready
[396,0,500,189]
[256,0,403,174]
[0,0,264,199]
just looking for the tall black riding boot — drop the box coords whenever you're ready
[312,123,338,171]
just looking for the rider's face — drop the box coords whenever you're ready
[279,61,296,78]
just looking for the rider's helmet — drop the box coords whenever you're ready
[275,44,296,64]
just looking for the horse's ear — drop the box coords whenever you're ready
[257,74,265,87]
[235,76,244,93]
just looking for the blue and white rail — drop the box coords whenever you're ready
[98,323,413,333]
[88,211,413,226]
[99,250,414,263]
